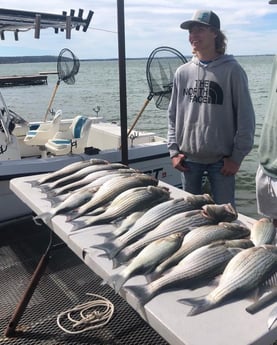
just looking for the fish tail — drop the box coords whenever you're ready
[92,242,118,259]
[111,256,123,269]
[96,231,114,239]
[113,274,128,293]
[178,297,212,316]
[125,285,152,306]
[66,210,80,222]
[112,250,130,268]
[146,271,162,283]
[33,212,52,225]
[45,189,57,198]
[27,180,39,187]
[39,185,51,193]
[70,220,86,231]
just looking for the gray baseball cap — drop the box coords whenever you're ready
[180,10,220,30]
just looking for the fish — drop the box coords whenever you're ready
[101,211,146,239]
[152,221,250,278]
[70,185,171,231]
[40,162,128,191]
[179,245,277,316]
[66,174,158,222]
[250,218,276,246]
[33,187,97,224]
[46,167,137,197]
[105,232,185,293]
[113,203,238,268]
[93,194,214,260]
[125,239,254,306]
[33,158,109,185]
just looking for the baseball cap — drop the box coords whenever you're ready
[180,10,220,30]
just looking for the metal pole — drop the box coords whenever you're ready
[117,0,128,165]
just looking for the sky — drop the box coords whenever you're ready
[1,0,277,59]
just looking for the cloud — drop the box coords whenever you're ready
[0,1,277,58]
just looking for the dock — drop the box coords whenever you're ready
[0,74,48,87]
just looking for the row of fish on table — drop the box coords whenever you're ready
[29,158,277,325]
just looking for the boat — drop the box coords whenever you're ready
[0,94,181,222]
[1,4,276,345]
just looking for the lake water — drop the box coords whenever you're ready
[0,55,275,219]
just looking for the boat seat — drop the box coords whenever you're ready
[45,115,93,155]
[23,110,62,146]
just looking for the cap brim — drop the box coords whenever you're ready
[180,20,210,30]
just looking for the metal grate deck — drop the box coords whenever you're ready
[0,217,169,345]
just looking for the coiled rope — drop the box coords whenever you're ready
[56,293,114,334]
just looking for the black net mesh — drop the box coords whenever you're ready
[57,48,80,85]
[146,47,187,110]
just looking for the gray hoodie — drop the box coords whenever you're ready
[258,55,277,178]
[167,54,255,165]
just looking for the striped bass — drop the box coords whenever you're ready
[106,232,185,293]
[153,222,250,277]
[125,239,254,305]
[250,218,276,246]
[179,245,277,316]
[93,194,214,260]
[40,163,128,191]
[103,211,146,239]
[33,187,97,224]
[46,168,138,197]
[113,203,238,268]
[66,174,158,222]
[70,186,171,231]
[34,158,109,185]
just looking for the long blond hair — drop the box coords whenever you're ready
[213,29,227,55]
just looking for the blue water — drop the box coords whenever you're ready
[0,55,275,218]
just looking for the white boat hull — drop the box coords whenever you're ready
[0,116,181,222]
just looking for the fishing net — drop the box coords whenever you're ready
[57,48,80,85]
[127,46,187,136]
[44,48,80,120]
[146,46,187,110]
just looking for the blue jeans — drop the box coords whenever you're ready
[181,159,235,207]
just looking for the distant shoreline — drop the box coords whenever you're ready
[0,54,275,64]
[0,56,148,64]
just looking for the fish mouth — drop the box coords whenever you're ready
[202,203,238,223]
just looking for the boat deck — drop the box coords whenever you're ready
[0,216,169,345]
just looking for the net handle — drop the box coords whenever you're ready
[44,48,79,121]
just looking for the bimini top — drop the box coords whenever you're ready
[0,7,93,40]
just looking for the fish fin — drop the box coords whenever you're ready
[91,242,118,259]
[87,207,106,216]
[70,220,86,231]
[112,256,123,269]
[111,249,131,268]
[66,210,80,222]
[96,231,113,239]
[124,285,151,306]
[178,296,212,316]
[45,189,57,198]
[146,271,162,283]
[26,180,39,187]
[33,212,52,225]
[39,185,51,193]
[112,274,128,293]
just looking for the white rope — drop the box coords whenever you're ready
[56,293,114,334]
